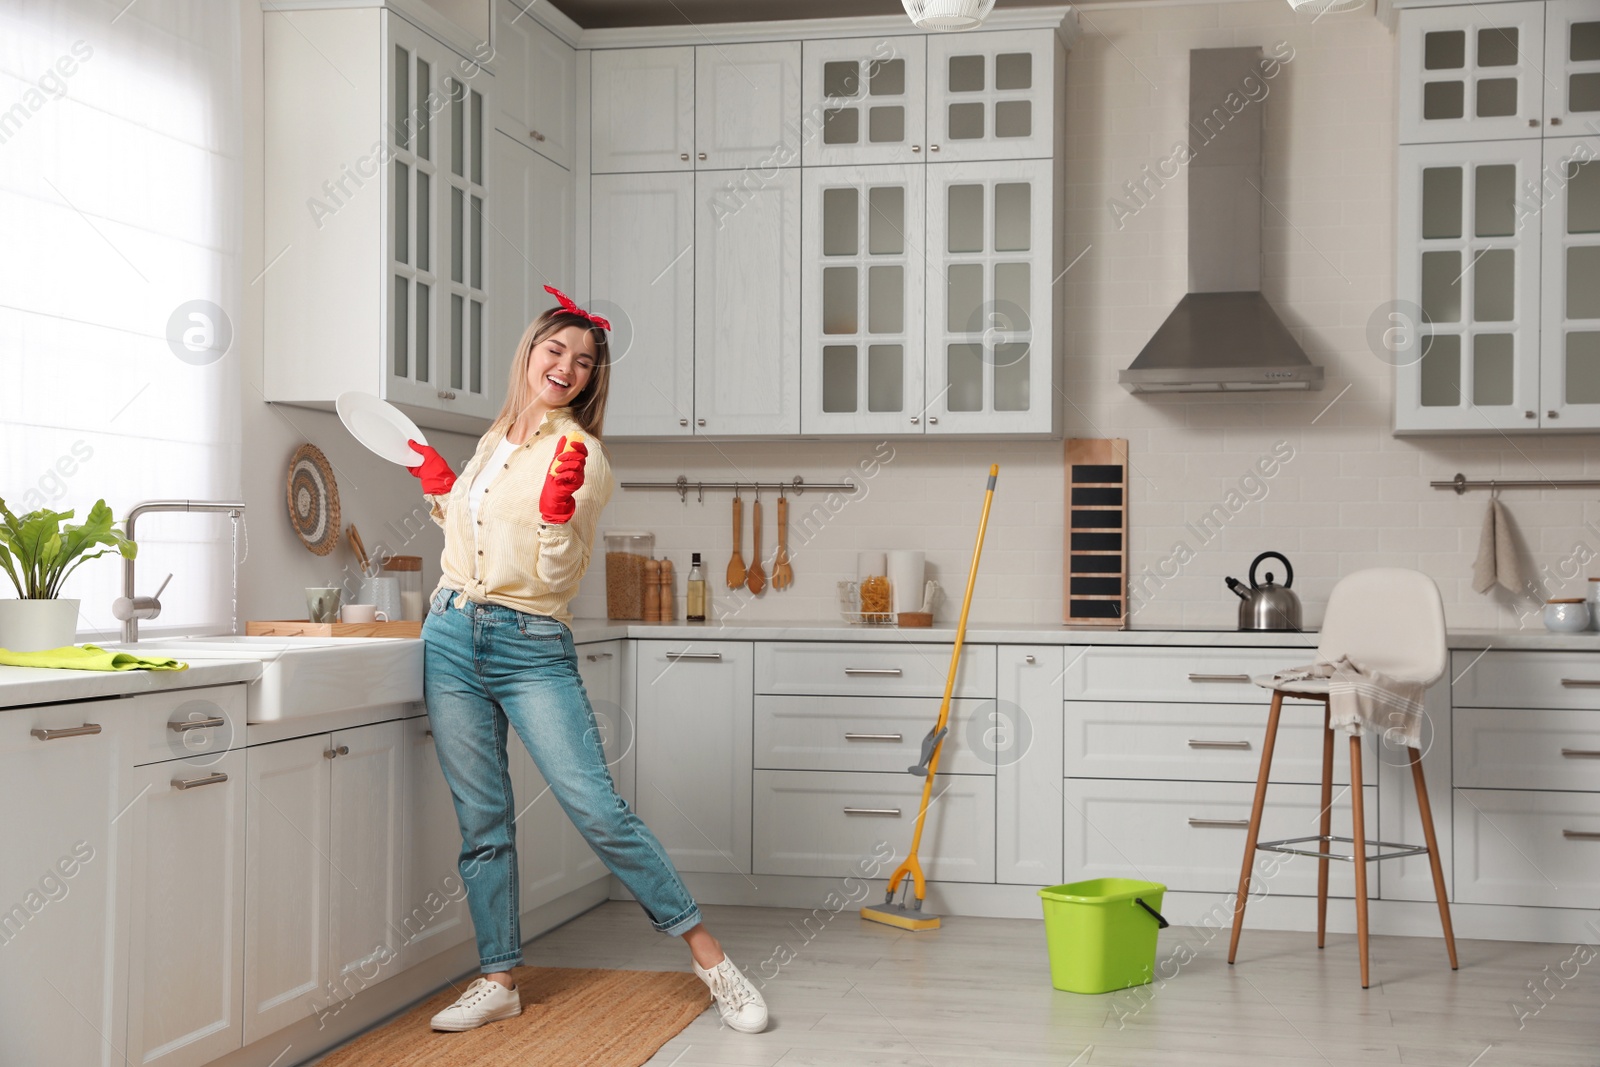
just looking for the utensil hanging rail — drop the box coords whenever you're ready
[619,475,860,504]
[1433,473,1600,495]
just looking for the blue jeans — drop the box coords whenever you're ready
[422,588,702,973]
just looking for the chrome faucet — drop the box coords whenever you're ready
[114,499,246,642]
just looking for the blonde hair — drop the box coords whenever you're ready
[494,308,612,438]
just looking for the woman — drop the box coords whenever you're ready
[407,287,767,1034]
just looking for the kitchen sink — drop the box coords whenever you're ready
[123,635,423,723]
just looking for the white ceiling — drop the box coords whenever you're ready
[547,0,1075,30]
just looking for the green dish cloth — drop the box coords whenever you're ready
[0,644,188,672]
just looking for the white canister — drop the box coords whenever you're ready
[359,575,403,623]
[887,551,926,615]
[1543,599,1590,633]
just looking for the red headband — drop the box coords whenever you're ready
[544,285,611,332]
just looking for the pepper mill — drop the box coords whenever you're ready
[660,558,675,621]
[643,558,662,623]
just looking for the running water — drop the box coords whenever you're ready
[231,512,249,635]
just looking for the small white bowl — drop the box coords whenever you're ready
[1543,600,1591,633]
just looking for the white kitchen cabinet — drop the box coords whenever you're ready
[243,735,331,1045]
[801,163,927,435]
[754,695,993,776]
[400,717,471,966]
[694,167,802,435]
[1395,139,1544,431]
[122,750,247,1067]
[0,705,125,1067]
[925,29,1059,162]
[327,721,408,990]
[491,129,575,382]
[1545,1,1600,131]
[995,646,1063,887]
[755,641,995,699]
[634,641,754,874]
[924,160,1055,433]
[494,0,575,168]
[567,641,634,885]
[1375,679,1454,903]
[1539,135,1600,429]
[1455,788,1600,908]
[1398,2,1548,144]
[512,714,576,912]
[263,8,500,434]
[696,41,803,171]
[591,46,695,173]
[802,36,927,167]
[589,172,696,436]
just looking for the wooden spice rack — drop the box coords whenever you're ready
[245,620,423,638]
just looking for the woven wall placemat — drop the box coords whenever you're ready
[315,966,709,1067]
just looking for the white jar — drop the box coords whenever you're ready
[1543,599,1590,633]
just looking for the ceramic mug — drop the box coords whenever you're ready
[306,587,342,624]
[340,604,389,624]
[359,575,403,623]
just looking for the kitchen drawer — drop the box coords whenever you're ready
[1452,650,1600,711]
[1065,701,1376,785]
[755,642,995,699]
[127,685,246,766]
[755,695,992,775]
[1063,777,1375,897]
[1455,707,1600,792]
[1064,646,1312,704]
[1454,789,1600,909]
[753,770,994,882]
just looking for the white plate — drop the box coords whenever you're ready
[336,391,428,467]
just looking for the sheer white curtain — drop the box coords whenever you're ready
[0,0,243,638]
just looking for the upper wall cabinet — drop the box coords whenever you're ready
[264,8,501,434]
[802,36,928,166]
[591,47,695,172]
[490,129,574,395]
[494,0,575,169]
[926,29,1058,162]
[1546,0,1600,131]
[1539,136,1600,428]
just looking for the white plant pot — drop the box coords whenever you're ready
[0,599,82,652]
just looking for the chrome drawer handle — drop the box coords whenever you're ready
[1560,678,1600,688]
[1189,818,1250,829]
[666,651,721,661]
[31,724,102,741]
[586,652,615,661]
[169,716,227,733]
[844,733,903,742]
[424,729,434,738]
[173,772,229,791]
[1563,829,1600,841]
[1188,673,1250,683]
[1188,739,1252,750]
[1561,748,1600,759]
[844,807,901,817]
[844,668,903,676]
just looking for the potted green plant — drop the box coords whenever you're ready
[0,499,137,652]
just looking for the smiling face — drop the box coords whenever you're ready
[524,323,596,410]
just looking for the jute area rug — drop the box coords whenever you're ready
[315,967,710,1067]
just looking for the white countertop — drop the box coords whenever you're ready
[0,658,263,710]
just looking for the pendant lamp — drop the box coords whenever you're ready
[902,0,997,31]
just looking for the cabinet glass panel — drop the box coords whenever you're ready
[451,188,464,284]
[1575,21,1600,61]
[868,187,903,254]
[1574,73,1600,114]
[450,79,464,178]
[947,263,983,332]
[995,53,1031,90]
[995,100,1031,139]
[1420,334,1462,405]
[869,106,905,143]
[995,262,1030,324]
[949,102,984,140]
[948,343,983,410]
[1425,81,1466,120]
[1473,333,1514,404]
[416,59,430,158]
[994,183,1030,251]
[470,299,482,393]
[393,46,410,149]
[417,172,430,270]
[1477,27,1518,67]
[1571,161,1600,233]
[1422,167,1462,238]
[417,283,429,381]
[1568,332,1600,403]
[394,163,409,263]
[451,293,463,389]
[1426,30,1466,69]
[823,267,857,333]
[824,107,859,145]
[948,185,983,252]
[1476,78,1517,117]
[393,276,408,376]
[1422,250,1462,321]
[471,195,482,289]
[470,89,483,185]
[949,55,984,92]
[867,266,903,333]
[867,345,903,411]
[823,188,858,255]
[822,346,857,411]
[994,342,1030,411]
[824,61,859,98]
[1473,248,1514,320]
[1570,247,1600,318]
[872,59,905,95]
[1474,165,1515,236]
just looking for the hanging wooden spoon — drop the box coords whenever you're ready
[772,495,793,590]
[726,493,746,589]
[746,493,766,595]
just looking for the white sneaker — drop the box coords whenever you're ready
[694,956,768,1034]
[430,976,522,1031]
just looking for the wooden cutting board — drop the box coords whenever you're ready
[245,620,422,638]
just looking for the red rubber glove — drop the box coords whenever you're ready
[539,435,588,524]
[407,440,457,496]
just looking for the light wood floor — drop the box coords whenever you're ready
[524,901,1599,1067]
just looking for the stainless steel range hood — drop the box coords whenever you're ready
[1120,48,1323,394]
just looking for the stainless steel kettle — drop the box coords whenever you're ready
[1225,551,1301,631]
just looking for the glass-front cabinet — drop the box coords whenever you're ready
[1545,0,1600,130]
[925,29,1057,162]
[1541,136,1600,428]
[925,161,1054,434]
[1398,2,1547,143]
[801,165,926,435]
[801,36,927,166]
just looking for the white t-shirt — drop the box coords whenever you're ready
[469,435,519,569]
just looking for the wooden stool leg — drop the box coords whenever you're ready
[1410,745,1459,970]
[1229,690,1284,965]
[1316,700,1334,950]
[1349,733,1371,988]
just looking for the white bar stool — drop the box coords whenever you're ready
[1226,568,1458,988]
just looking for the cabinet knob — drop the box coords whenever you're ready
[530,129,545,142]
[930,144,940,152]
[697,152,707,161]
[912,144,921,153]
[1548,410,1559,419]
[929,416,938,425]
[438,390,457,400]
[1529,119,1540,127]
[1525,410,1537,419]
[1551,117,1563,126]
[680,152,690,161]
[697,418,706,427]
[1025,655,1036,664]
[910,416,920,424]
[679,418,689,427]
[338,744,349,755]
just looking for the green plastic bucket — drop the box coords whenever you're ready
[1038,878,1168,994]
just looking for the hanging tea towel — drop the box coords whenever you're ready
[1472,497,1531,596]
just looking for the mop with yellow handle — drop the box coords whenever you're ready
[861,464,999,932]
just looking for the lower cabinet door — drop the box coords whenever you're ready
[513,733,577,912]
[123,751,247,1067]
[1063,778,1376,898]
[244,735,331,1045]
[1455,788,1600,908]
[753,770,996,883]
[401,718,471,966]
[327,722,408,995]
